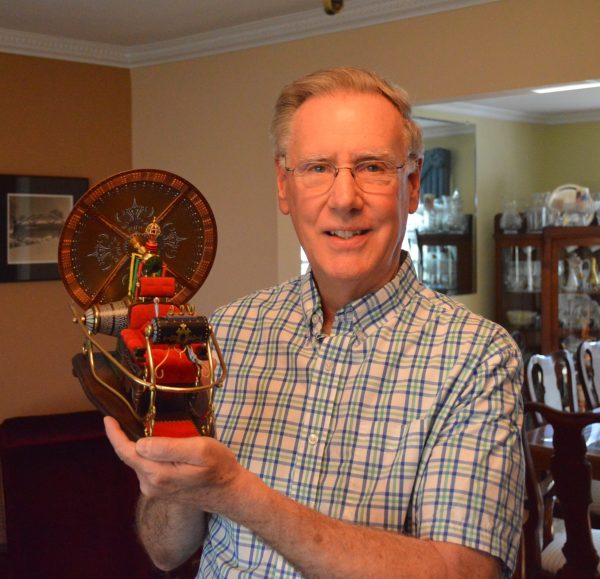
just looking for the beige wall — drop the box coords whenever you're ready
[131,0,600,317]
[542,122,600,190]
[1,0,600,421]
[0,53,132,421]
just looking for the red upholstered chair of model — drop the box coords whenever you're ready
[119,276,200,385]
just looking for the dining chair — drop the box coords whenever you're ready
[578,340,600,410]
[525,350,579,425]
[526,349,600,527]
[523,401,600,578]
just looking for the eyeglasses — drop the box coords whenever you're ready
[284,157,413,194]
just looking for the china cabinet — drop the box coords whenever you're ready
[495,214,600,356]
[415,214,474,295]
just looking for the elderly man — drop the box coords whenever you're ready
[106,67,523,578]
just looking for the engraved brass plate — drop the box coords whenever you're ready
[59,169,217,309]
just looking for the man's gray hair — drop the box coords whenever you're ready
[270,66,423,161]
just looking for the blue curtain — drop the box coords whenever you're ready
[421,147,451,199]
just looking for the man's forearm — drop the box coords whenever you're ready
[136,495,206,571]
[221,469,499,579]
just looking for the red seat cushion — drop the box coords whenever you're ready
[144,347,198,383]
[138,276,176,298]
[152,420,199,437]
[121,303,203,384]
[128,303,172,329]
[120,328,147,353]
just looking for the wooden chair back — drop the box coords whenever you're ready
[526,351,579,424]
[523,401,600,579]
[578,341,600,410]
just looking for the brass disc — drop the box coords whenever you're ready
[59,169,217,309]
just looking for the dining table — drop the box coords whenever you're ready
[526,418,600,479]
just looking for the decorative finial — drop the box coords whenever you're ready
[144,218,161,253]
[324,0,343,15]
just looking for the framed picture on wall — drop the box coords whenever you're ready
[0,175,88,282]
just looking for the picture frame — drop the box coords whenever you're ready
[0,174,89,282]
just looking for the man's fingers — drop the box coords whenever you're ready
[104,416,140,465]
[104,415,126,448]
[136,435,212,465]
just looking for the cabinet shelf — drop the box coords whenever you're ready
[495,214,600,355]
[415,214,475,295]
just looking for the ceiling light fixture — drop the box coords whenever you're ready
[532,81,600,94]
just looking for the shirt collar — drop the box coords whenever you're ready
[300,251,421,339]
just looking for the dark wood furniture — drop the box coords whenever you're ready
[0,410,202,579]
[494,215,600,356]
[523,402,600,578]
[415,214,474,295]
[0,410,152,579]
[526,350,579,419]
[526,416,600,479]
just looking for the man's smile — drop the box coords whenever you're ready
[326,229,369,239]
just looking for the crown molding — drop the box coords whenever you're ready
[0,27,126,67]
[0,0,497,68]
[421,123,475,138]
[544,109,600,125]
[421,101,600,125]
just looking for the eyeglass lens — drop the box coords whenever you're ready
[294,160,400,193]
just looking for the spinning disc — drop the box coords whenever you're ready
[59,169,217,310]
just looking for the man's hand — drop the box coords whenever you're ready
[104,417,501,578]
[104,416,246,512]
[104,416,253,570]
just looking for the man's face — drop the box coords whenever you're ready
[276,91,421,302]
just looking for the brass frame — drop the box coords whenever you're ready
[72,305,227,436]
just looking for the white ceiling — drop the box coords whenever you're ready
[0,0,326,46]
[0,0,496,67]
[419,84,600,125]
[1,0,598,122]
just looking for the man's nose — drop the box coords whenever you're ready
[327,167,363,210]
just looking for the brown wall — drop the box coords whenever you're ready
[1,0,600,421]
[0,54,131,421]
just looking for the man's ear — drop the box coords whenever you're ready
[407,157,422,214]
[275,159,290,215]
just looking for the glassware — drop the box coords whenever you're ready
[499,200,523,233]
[504,246,525,291]
[447,190,467,233]
[525,192,549,232]
[593,192,600,225]
[421,193,438,232]
[564,252,583,292]
[589,256,600,293]
[524,246,535,292]
[548,184,594,226]
[434,196,449,231]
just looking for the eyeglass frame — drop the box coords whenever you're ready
[282,155,418,194]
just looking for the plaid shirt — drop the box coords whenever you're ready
[200,255,524,578]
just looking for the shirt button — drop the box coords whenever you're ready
[308,433,319,445]
[325,361,334,371]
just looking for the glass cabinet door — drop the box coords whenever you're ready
[556,244,600,353]
[419,244,458,294]
[500,243,542,356]
[495,214,600,355]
